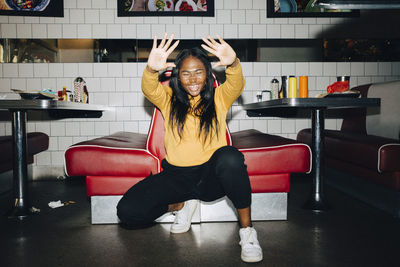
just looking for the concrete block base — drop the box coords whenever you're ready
[91,193,287,224]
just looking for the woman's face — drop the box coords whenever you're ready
[179,56,207,97]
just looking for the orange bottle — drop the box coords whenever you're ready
[299,76,308,98]
[62,86,68,101]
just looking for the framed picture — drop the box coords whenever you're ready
[118,0,214,17]
[267,0,359,17]
[0,0,63,17]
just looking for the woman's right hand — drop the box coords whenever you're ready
[147,33,180,72]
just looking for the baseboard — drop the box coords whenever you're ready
[91,193,287,224]
[32,166,65,180]
[326,167,400,218]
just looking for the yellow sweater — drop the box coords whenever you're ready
[142,60,245,167]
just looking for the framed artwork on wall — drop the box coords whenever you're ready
[118,0,214,17]
[267,0,359,17]
[0,0,63,17]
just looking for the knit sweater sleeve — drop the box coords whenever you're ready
[215,59,245,112]
[141,67,171,111]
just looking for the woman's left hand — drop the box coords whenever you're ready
[201,35,237,68]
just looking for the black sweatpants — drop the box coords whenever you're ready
[117,146,252,226]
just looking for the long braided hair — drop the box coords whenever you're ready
[168,48,219,143]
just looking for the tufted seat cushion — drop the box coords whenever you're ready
[297,129,400,173]
[64,132,160,178]
[231,129,311,193]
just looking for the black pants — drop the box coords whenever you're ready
[117,146,252,226]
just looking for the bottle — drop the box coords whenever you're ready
[288,76,297,98]
[299,76,309,98]
[270,78,279,99]
[62,86,68,101]
[11,48,18,63]
[74,77,84,102]
[280,76,289,98]
[83,85,89,104]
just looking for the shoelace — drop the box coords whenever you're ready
[173,208,187,224]
[240,229,258,246]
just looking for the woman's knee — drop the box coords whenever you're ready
[117,196,137,223]
[117,197,152,225]
[213,146,245,168]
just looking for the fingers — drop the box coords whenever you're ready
[166,40,180,55]
[158,32,168,48]
[216,34,226,44]
[202,36,217,49]
[152,35,157,50]
[201,44,216,55]
[164,33,175,50]
[202,35,226,53]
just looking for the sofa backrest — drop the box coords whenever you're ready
[147,108,167,160]
[340,84,371,134]
[341,81,400,140]
[366,81,400,140]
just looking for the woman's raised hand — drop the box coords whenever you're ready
[147,33,180,72]
[201,35,237,68]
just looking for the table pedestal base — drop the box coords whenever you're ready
[302,193,331,212]
[303,108,330,212]
[8,110,30,220]
[7,198,30,220]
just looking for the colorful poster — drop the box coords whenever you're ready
[118,0,214,16]
[0,0,63,17]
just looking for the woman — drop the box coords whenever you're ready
[117,33,263,263]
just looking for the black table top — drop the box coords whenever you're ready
[242,97,380,111]
[0,99,107,111]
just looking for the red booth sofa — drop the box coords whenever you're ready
[65,107,311,224]
[297,81,400,217]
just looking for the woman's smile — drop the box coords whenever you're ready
[187,84,202,94]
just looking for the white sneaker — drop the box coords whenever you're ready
[239,227,263,263]
[170,199,198,234]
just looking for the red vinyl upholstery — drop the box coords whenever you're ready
[65,108,311,196]
[65,70,311,196]
[231,129,311,193]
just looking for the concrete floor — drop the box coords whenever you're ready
[0,175,399,267]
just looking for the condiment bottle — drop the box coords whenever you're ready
[74,77,85,102]
[270,78,279,99]
[299,76,308,98]
[62,86,68,101]
[280,76,289,98]
[83,85,89,103]
[289,76,297,98]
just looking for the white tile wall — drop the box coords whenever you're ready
[0,0,373,39]
[1,2,400,178]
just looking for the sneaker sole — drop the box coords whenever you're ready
[241,254,263,263]
[170,224,192,234]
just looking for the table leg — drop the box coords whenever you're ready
[8,110,30,220]
[303,108,330,211]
